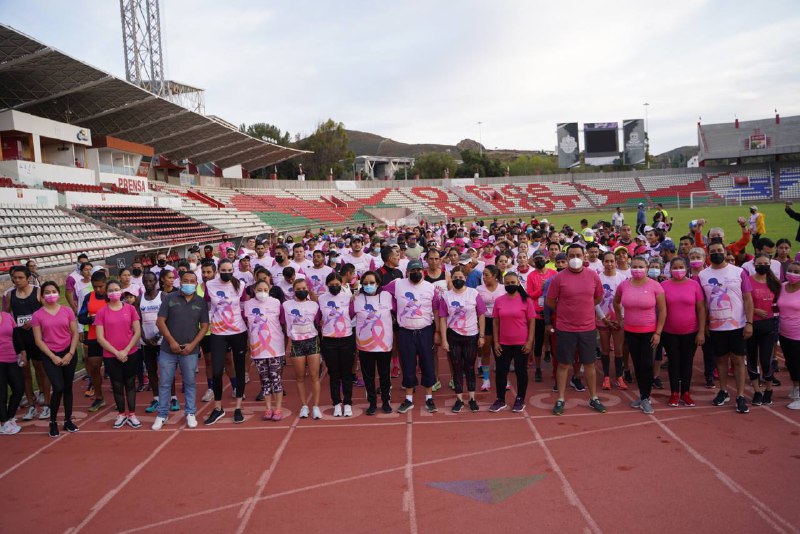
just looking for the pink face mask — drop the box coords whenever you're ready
[630,268,647,280]
[689,260,704,269]
[787,272,800,284]
[671,269,687,280]
[108,291,122,302]
[43,293,59,304]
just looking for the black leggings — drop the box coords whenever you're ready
[534,318,546,358]
[359,350,391,405]
[447,329,478,394]
[42,349,77,423]
[210,332,248,400]
[322,335,356,405]
[0,362,24,423]
[746,320,775,381]
[662,332,696,394]
[105,351,141,413]
[496,344,528,402]
[625,331,654,400]
[778,335,800,382]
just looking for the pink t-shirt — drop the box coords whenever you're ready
[205,278,246,335]
[31,306,76,353]
[597,272,627,327]
[526,268,556,319]
[93,303,140,358]
[661,279,704,335]
[438,288,487,336]
[384,279,441,330]
[305,265,334,295]
[749,278,775,321]
[778,283,800,339]
[0,312,17,363]
[319,291,354,338]
[351,292,395,352]
[243,297,285,359]
[281,299,321,341]
[476,284,505,318]
[493,294,535,345]
[697,264,752,332]
[546,268,603,332]
[617,279,664,333]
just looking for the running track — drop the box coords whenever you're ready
[1,352,799,534]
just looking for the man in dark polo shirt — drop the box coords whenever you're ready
[153,271,209,430]
[377,246,403,287]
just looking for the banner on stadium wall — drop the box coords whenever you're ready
[136,156,151,177]
[200,175,217,187]
[100,175,148,194]
[556,123,580,168]
[179,173,195,186]
[623,119,646,165]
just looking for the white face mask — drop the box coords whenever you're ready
[568,257,583,270]
[255,292,270,302]
[188,262,197,271]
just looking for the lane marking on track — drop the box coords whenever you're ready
[403,410,418,534]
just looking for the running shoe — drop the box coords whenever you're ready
[425,399,437,413]
[391,366,401,378]
[334,404,343,417]
[589,397,607,413]
[551,382,558,392]
[312,406,322,420]
[511,398,525,413]
[640,398,654,414]
[39,406,52,420]
[667,392,680,407]
[382,401,393,414]
[788,399,800,410]
[752,391,763,406]
[534,369,542,383]
[762,390,773,406]
[298,405,310,418]
[343,405,353,417]
[152,416,167,430]
[262,409,274,421]
[468,399,479,412]
[480,380,490,392]
[652,377,664,390]
[88,399,106,412]
[37,392,45,405]
[552,399,565,416]
[244,373,250,384]
[448,379,455,390]
[735,396,749,414]
[397,399,414,413]
[169,398,180,412]
[712,391,730,406]
[705,376,715,389]
[366,404,377,416]
[84,388,95,398]
[630,398,643,409]
[233,409,244,424]
[489,400,507,413]
[356,378,365,388]
[48,422,59,438]
[790,386,800,400]
[113,414,127,429]
[204,408,225,425]
[127,415,142,429]
[680,393,695,407]
[271,410,283,421]
[201,389,214,402]
[602,377,612,391]
[145,399,159,413]
[1,421,19,435]
[570,376,586,392]
[772,377,781,387]
[186,414,198,428]
[544,351,551,363]
[615,376,628,390]
[431,380,442,392]
[64,419,79,433]
[19,396,28,408]
[22,406,37,421]
[624,370,633,384]
[452,399,464,413]
[136,382,148,393]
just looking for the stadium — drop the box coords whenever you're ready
[1,6,800,534]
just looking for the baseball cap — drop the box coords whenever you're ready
[660,241,676,252]
[407,259,424,271]
[634,245,649,256]
[638,203,644,207]
[458,252,473,265]
[750,205,758,211]
[582,229,595,242]
[643,225,654,233]
[555,252,567,261]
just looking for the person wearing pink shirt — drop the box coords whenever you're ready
[319,272,356,417]
[777,262,800,409]
[477,265,505,391]
[283,278,323,420]
[0,310,24,434]
[746,254,781,407]
[526,251,556,383]
[614,256,667,415]
[596,251,628,391]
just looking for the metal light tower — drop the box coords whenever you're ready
[120,0,166,96]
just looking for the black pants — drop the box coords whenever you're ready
[359,350,391,405]
[105,350,141,413]
[143,345,160,394]
[447,329,478,394]
[210,332,248,400]
[533,318,546,358]
[702,343,715,379]
[0,362,24,423]
[625,331,654,400]
[496,344,528,402]
[779,335,800,382]
[746,320,775,381]
[41,349,77,423]
[322,335,356,405]
[398,325,436,389]
[662,332,696,394]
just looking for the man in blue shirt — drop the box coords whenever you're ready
[459,253,483,288]
[636,203,647,235]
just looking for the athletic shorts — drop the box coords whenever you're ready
[484,317,494,336]
[555,329,597,365]
[199,336,211,355]
[86,340,103,359]
[290,337,320,358]
[709,328,746,358]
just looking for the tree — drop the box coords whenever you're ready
[296,119,355,180]
[455,149,504,178]
[413,152,458,179]
[508,154,560,176]
[238,122,291,146]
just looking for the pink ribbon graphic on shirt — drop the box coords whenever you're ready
[358,303,389,351]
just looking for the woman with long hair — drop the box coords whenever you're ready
[477,265,505,390]
[747,253,781,406]
[0,303,24,434]
[283,278,323,419]
[777,261,800,409]
[319,272,356,417]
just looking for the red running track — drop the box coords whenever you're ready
[0,352,798,534]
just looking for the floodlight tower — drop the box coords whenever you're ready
[120,0,166,96]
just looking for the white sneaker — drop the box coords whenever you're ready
[312,406,322,420]
[201,389,214,402]
[298,405,310,419]
[19,396,29,409]
[0,422,8,435]
[343,404,353,417]
[790,386,800,400]
[38,406,51,420]
[186,414,198,428]
[788,399,800,410]
[152,416,167,430]
[333,404,343,417]
[113,414,128,429]
[22,406,37,421]
[36,392,45,405]
[127,415,142,429]
[6,420,21,434]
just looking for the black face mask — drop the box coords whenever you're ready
[534,258,546,269]
[709,252,725,265]
[219,272,233,282]
[275,255,284,263]
[157,259,167,267]
[409,271,423,283]
[131,268,142,277]
[556,267,565,272]
[328,285,342,295]
[452,279,466,289]
[755,265,771,275]
[505,284,518,295]
[295,289,309,300]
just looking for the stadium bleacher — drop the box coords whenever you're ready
[706,168,774,201]
[75,205,226,244]
[779,166,800,198]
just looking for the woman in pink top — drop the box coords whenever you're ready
[777,262,800,409]
[0,310,24,434]
[746,254,781,407]
[477,265,505,391]
[613,256,666,415]
[95,279,142,429]
[660,257,706,408]
[318,272,356,417]
[282,278,323,420]
[597,251,628,392]
[32,281,80,437]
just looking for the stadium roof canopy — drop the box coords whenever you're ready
[0,24,308,170]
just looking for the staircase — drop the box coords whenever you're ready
[449,186,496,216]
[634,177,653,206]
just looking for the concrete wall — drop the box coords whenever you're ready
[0,159,97,187]
[0,187,58,208]
[64,191,155,209]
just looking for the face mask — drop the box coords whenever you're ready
[709,252,725,265]
[671,269,687,280]
[373,246,380,254]
[181,283,196,295]
[188,262,197,271]
[157,259,166,267]
[362,284,377,295]
[689,260,704,269]
[337,243,345,249]
[328,285,342,296]
[755,265,771,275]
[630,268,646,280]
[556,266,565,272]
[44,293,59,304]
[295,289,309,300]
[568,257,583,270]
[108,291,122,302]
[505,284,518,295]
[255,292,270,302]
[648,268,661,279]
[275,255,284,263]
[132,268,142,277]
[205,251,213,258]
[219,272,233,282]
[452,279,466,289]
[409,271,423,283]
[787,272,800,284]
[534,258,546,269]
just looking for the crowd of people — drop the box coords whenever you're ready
[2,201,800,436]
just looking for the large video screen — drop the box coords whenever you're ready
[584,122,619,165]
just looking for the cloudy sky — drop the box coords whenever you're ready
[2,0,799,154]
